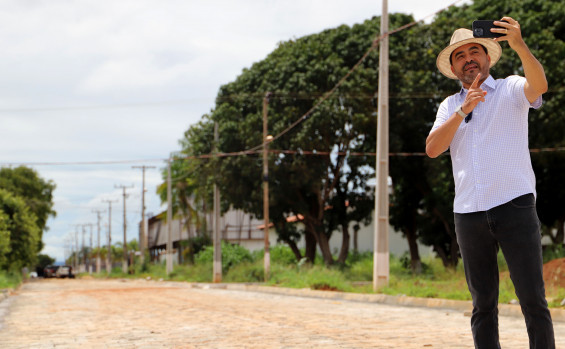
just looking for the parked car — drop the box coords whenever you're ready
[43,265,59,278]
[55,265,74,278]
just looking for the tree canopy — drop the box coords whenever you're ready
[0,166,56,270]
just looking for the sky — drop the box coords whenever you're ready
[0,0,469,263]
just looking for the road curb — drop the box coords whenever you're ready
[193,282,565,322]
[0,288,15,304]
[0,289,8,302]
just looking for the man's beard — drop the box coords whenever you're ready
[459,61,485,85]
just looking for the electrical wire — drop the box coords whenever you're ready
[4,0,565,170]
[241,0,466,154]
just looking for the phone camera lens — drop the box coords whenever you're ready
[474,28,483,36]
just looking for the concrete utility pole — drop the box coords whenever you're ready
[81,225,87,270]
[166,158,174,275]
[116,185,134,274]
[74,229,79,271]
[86,223,94,274]
[213,123,222,283]
[93,209,105,273]
[262,92,272,281]
[103,199,118,274]
[373,0,390,291]
[132,165,155,262]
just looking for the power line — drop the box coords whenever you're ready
[3,0,564,170]
[2,85,565,115]
[0,158,165,166]
[3,146,565,169]
[0,99,208,113]
[241,0,466,154]
[215,87,565,101]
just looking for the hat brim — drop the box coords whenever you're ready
[436,38,502,79]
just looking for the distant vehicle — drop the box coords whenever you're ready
[55,265,74,278]
[43,265,59,278]
[43,265,74,278]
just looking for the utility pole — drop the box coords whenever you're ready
[75,224,86,273]
[81,224,86,270]
[115,184,134,274]
[86,223,94,274]
[132,165,156,262]
[103,199,118,274]
[262,92,272,281]
[213,123,222,283]
[64,236,69,265]
[374,0,390,291]
[166,158,173,275]
[74,228,79,271]
[93,209,105,273]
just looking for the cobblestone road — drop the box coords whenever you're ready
[1,278,564,348]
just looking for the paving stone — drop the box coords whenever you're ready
[0,278,564,348]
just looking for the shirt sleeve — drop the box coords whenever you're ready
[430,97,451,134]
[506,75,543,110]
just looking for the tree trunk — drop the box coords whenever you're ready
[434,245,450,268]
[316,230,334,265]
[555,217,565,244]
[433,207,459,268]
[337,225,350,264]
[404,228,422,274]
[305,231,317,263]
[449,235,460,268]
[285,239,302,261]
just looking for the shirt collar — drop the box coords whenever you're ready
[459,74,496,95]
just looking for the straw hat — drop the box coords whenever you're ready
[436,28,502,79]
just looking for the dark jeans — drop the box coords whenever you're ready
[454,194,555,349]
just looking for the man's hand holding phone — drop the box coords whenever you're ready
[492,17,525,50]
[473,17,525,51]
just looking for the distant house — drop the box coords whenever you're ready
[145,208,277,263]
[143,208,430,264]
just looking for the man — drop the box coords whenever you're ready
[426,17,555,348]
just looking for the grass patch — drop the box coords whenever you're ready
[0,270,22,290]
[267,264,354,292]
[91,245,565,307]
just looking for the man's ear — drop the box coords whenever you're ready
[451,65,456,75]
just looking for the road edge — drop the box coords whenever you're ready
[192,282,565,322]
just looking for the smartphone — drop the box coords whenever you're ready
[472,20,507,38]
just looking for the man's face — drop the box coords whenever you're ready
[450,43,491,87]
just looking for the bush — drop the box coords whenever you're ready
[181,236,212,264]
[195,241,252,273]
[347,257,373,281]
[270,245,299,265]
[543,244,565,264]
[0,270,22,289]
[345,251,372,266]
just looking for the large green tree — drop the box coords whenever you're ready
[0,188,41,269]
[0,210,10,267]
[168,13,464,267]
[208,16,419,265]
[0,167,56,270]
[0,166,56,252]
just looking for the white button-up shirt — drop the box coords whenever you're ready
[430,75,542,213]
